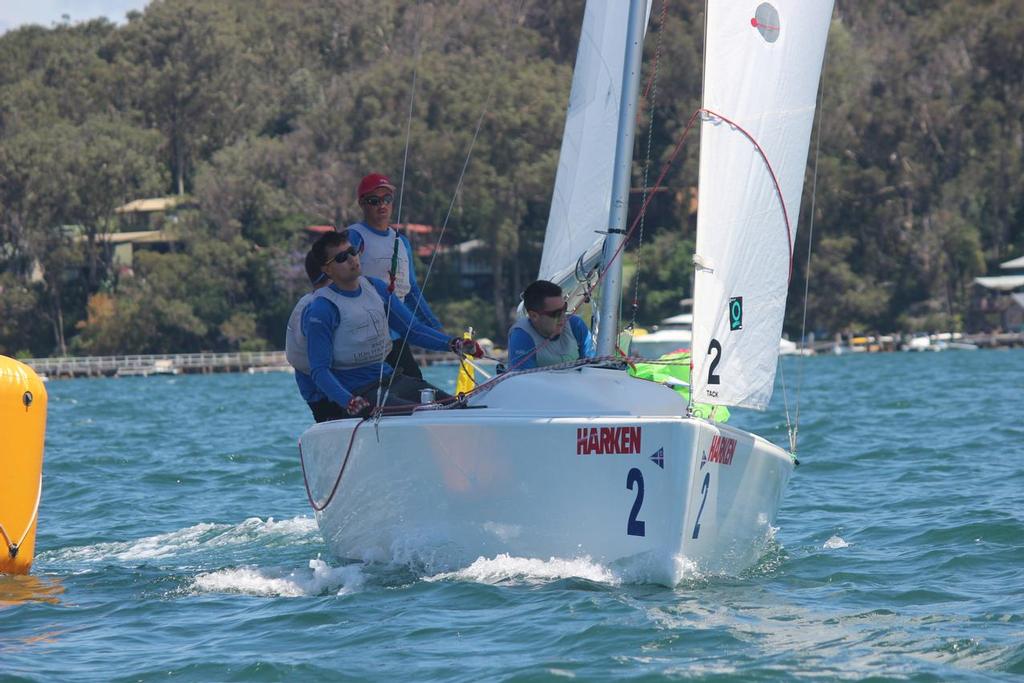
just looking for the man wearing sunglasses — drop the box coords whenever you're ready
[284,248,335,418]
[346,173,443,382]
[299,230,482,422]
[507,280,596,370]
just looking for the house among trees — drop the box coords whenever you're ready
[102,196,192,271]
[971,255,1024,332]
[401,224,492,291]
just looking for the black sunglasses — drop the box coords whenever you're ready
[536,303,568,319]
[324,245,360,265]
[363,194,393,207]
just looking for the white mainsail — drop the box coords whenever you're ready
[538,0,651,290]
[691,0,833,409]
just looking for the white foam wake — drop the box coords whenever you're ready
[45,516,319,564]
[423,551,708,587]
[192,558,364,597]
[823,535,849,549]
[426,553,620,585]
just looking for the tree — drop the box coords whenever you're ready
[3,0,1024,356]
[111,1,248,195]
[193,136,297,246]
[65,115,165,288]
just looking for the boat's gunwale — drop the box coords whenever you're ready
[300,411,796,469]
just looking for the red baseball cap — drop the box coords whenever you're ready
[357,173,396,198]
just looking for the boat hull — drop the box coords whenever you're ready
[299,368,793,586]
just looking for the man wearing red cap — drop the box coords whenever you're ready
[347,173,443,380]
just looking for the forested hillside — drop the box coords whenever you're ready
[1,0,1021,356]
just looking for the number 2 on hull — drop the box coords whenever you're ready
[626,467,645,537]
[691,472,711,539]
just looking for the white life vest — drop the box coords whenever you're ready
[284,292,316,373]
[510,316,581,367]
[311,278,393,370]
[348,222,411,298]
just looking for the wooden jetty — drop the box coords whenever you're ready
[19,332,1020,380]
[23,350,457,380]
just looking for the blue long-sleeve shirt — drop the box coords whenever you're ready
[294,370,319,403]
[348,225,443,331]
[302,278,453,407]
[507,314,596,370]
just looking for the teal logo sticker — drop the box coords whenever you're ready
[729,297,743,331]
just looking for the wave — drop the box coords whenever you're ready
[823,535,849,549]
[191,559,365,598]
[426,554,620,586]
[40,516,319,565]
[424,552,708,587]
[38,514,776,594]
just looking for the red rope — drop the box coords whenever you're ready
[478,121,701,382]
[298,353,695,505]
[308,107,795,425]
[696,108,796,281]
[373,108,795,413]
[297,358,620,514]
[596,107,795,290]
[590,107,702,295]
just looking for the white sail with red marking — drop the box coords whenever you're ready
[691,0,833,409]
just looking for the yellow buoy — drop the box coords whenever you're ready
[0,356,47,574]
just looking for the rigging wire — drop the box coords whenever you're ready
[375,1,528,416]
[484,106,707,378]
[375,0,425,415]
[492,102,798,393]
[629,0,670,331]
[359,3,816,437]
[785,44,830,455]
[587,106,798,320]
[376,1,677,393]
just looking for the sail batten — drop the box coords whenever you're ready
[691,0,833,410]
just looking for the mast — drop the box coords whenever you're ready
[595,0,647,355]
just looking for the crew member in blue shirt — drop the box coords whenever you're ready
[347,173,442,381]
[284,248,333,418]
[507,280,596,371]
[301,230,482,422]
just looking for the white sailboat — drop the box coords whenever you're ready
[630,312,694,360]
[298,0,833,586]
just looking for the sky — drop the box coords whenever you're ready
[0,0,151,34]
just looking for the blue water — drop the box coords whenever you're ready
[3,351,1023,681]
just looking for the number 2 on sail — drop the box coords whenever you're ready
[707,339,722,385]
[626,467,645,537]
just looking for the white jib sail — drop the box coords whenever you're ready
[691,0,833,410]
[538,0,651,290]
